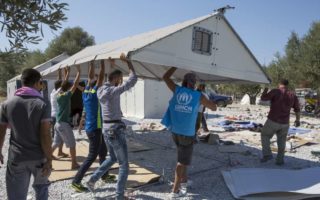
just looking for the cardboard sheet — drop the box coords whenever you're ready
[50,140,158,187]
[222,167,320,200]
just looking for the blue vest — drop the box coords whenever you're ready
[83,85,102,133]
[161,86,201,136]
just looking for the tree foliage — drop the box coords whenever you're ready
[0,26,95,95]
[266,21,320,90]
[0,0,68,51]
[300,22,320,88]
[216,83,261,104]
[0,51,24,94]
[21,50,48,69]
[45,27,95,59]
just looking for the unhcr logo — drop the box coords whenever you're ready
[175,92,193,113]
[176,92,193,105]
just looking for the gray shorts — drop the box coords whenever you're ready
[172,133,194,166]
[53,122,76,148]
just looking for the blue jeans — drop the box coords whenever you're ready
[73,128,108,184]
[6,160,50,200]
[89,127,129,200]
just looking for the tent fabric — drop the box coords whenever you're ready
[222,167,320,200]
[41,12,270,84]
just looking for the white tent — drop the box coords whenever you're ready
[41,12,270,84]
[240,94,251,105]
[7,53,69,99]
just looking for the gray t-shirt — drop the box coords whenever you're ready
[97,73,137,125]
[0,95,51,163]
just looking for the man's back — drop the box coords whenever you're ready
[56,91,72,123]
[83,86,101,132]
[261,88,300,124]
[1,96,48,162]
[97,74,137,121]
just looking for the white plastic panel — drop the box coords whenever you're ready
[144,79,172,119]
[120,79,145,118]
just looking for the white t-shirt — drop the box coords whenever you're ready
[50,88,60,117]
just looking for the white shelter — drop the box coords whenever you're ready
[6,53,69,99]
[40,12,270,84]
[37,11,269,119]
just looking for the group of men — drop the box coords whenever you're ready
[0,52,301,199]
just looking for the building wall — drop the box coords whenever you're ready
[120,79,172,119]
[120,79,145,118]
[144,79,172,119]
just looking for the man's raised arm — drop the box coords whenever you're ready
[163,67,177,92]
[63,66,70,82]
[88,61,95,87]
[97,59,106,87]
[70,65,81,94]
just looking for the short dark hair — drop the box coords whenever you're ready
[108,70,122,82]
[21,68,41,87]
[182,73,196,88]
[54,80,62,90]
[280,79,289,86]
[60,81,71,92]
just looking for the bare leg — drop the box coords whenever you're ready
[172,163,187,193]
[180,165,187,183]
[52,146,58,160]
[70,147,79,169]
[57,144,68,157]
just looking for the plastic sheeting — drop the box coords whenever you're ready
[222,167,320,200]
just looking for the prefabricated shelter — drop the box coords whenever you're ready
[120,79,172,118]
[7,53,69,100]
[40,11,270,118]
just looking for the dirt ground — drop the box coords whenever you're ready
[0,103,320,199]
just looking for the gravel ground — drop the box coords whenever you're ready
[1,104,320,200]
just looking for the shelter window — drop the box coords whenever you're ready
[192,27,213,55]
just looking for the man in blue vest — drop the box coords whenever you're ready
[71,59,116,192]
[162,67,217,198]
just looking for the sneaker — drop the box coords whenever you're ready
[260,155,273,163]
[71,182,88,193]
[86,181,95,193]
[180,183,187,194]
[101,174,117,183]
[170,190,186,199]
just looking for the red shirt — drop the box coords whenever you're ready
[261,88,300,124]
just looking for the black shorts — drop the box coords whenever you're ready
[172,133,194,165]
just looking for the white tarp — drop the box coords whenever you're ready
[41,12,270,84]
[222,167,320,200]
[240,94,250,105]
